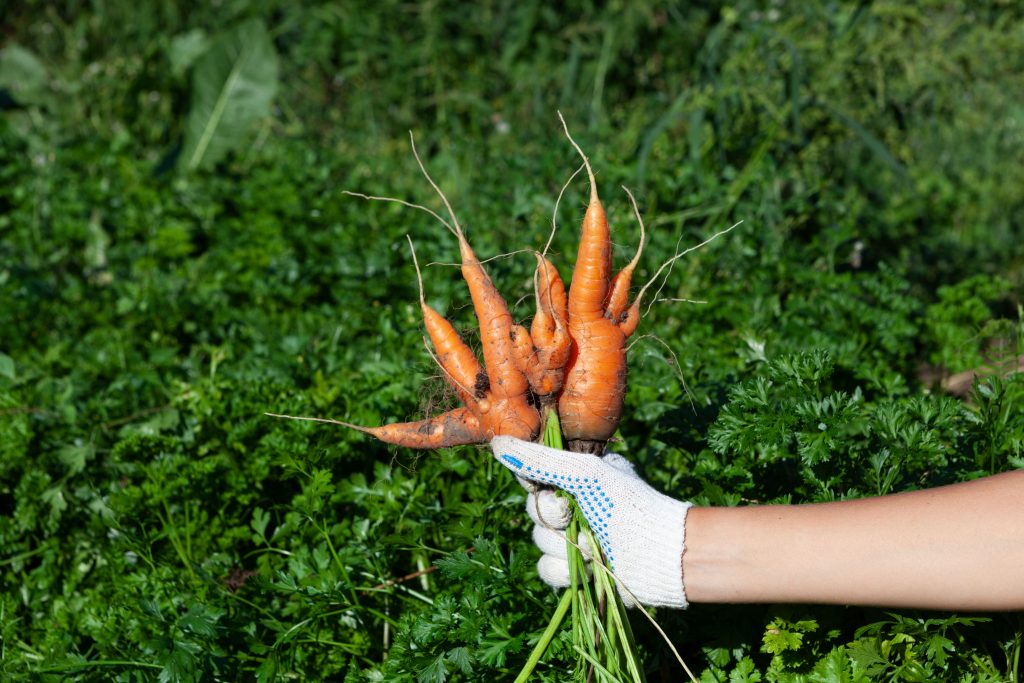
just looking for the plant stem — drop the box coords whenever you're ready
[514,588,573,683]
[526,408,645,682]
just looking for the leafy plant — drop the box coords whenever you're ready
[1,1,1022,681]
[179,19,279,171]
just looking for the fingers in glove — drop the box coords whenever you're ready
[537,554,572,588]
[526,489,572,530]
[532,523,593,560]
[515,474,539,493]
[532,524,567,558]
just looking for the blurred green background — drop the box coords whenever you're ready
[2,1,1022,680]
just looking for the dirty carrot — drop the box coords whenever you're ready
[408,236,484,412]
[510,164,582,406]
[407,135,540,442]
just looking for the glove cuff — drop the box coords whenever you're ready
[623,495,693,608]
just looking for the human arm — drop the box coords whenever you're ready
[684,469,1024,610]
[492,436,1024,611]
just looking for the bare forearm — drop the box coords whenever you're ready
[683,470,1024,610]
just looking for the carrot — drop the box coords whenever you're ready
[604,187,646,321]
[510,162,584,405]
[511,253,571,402]
[407,136,540,443]
[330,136,542,448]
[321,225,539,447]
[289,123,735,454]
[347,408,487,447]
[409,237,484,412]
[556,115,647,453]
[266,410,485,449]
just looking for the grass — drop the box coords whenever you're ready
[1,1,1023,680]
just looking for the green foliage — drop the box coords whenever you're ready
[1,1,1023,681]
[0,44,51,107]
[704,350,991,501]
[924,274,1016,372]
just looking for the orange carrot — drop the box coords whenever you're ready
[407,136,539,443]
[408,237,484,412]
[511,254,571,402]
[278,122,738,456]
[325,409,486,449]
[604,187,646,321]
[336,162,541,448]
[556,116,646,453]
[510,162,583,405]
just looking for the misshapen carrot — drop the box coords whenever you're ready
[278,124,739,456]
[330,136,542,448]
[557,116,646,453]
[511,254,571,402]
[326,409,486,448]
[409,237,484,412]
[407,137,540,443]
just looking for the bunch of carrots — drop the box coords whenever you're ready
[342,116,646,456]
[276,116,732,680]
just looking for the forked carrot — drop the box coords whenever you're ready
[557,114,645,453]
[408,236,484,412]
[511,254,571,402]
[511,164,581,405]
[333,136,542,447]
[407,135,540,442]
[289,123,733,455]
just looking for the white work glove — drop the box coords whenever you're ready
[491,436,693,608]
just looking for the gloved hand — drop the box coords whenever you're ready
[491,435,693,608]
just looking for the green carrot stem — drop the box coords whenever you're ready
[531,407,645,682]
[513,588,573,683]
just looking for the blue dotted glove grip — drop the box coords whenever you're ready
[500,453,617,567]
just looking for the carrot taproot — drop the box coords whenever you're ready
[265,409,486,448]
[604,187,646,321]
[509,162,584,405]
[329,183,542,447]
[276,122,739,457]
[556,115,643,453]
[405,135,540,442]
[319,227,538,447]
[511,253,571,402]
[408,236,485,412]
[350,408,486,448]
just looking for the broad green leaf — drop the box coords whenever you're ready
[251,506,270,540]
[58,442,95,475]
[446,647,473,675]
[169,29,211,79]
[729,657,762,682]
[179,603,221,638]
[0,352,14,379]
[158,640,199,683]
[42,486,67,525]
[180,19,278,171]
[810,648,863,683]
[417,653,448,683]
[0,44,49,106]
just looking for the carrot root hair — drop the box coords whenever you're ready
[636,220,744,318]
